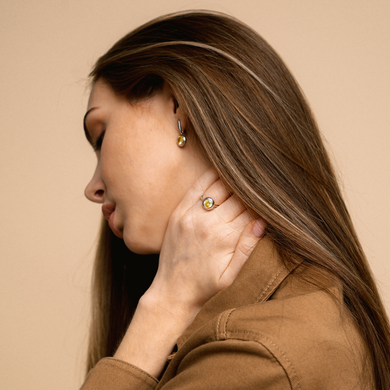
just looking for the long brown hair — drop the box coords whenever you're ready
[85,10,390,388]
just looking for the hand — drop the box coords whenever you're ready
[114,167,266,377]
[144,167,267,322]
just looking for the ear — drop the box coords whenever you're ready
[162,81,187,132]
[173,99,187,134]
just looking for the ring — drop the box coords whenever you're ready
[201,196,219,211]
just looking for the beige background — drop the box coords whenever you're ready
[1,0,389,389]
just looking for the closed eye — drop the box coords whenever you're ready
[93,130,106,152]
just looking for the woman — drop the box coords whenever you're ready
[80,10,390,389]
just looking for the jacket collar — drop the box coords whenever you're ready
[177,235,301,349]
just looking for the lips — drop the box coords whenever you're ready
[102,203,116,221]
[102,203,123,239]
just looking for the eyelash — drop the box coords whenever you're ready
[93,130,106,152]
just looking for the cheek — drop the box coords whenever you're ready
[122,155,182,249]
[100,139,133,189]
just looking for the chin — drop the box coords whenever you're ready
[123,231,161,255]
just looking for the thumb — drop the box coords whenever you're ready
[220,219,267,285]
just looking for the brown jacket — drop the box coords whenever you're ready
[81,236,369,389]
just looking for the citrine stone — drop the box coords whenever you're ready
[202,197,214,210]
[177,135,186,147]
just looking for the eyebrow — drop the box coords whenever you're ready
[83,107,98,145]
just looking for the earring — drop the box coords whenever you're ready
[177,119,187,147]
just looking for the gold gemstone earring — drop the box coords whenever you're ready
[177,119,187,147]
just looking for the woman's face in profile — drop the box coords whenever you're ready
[84,80,210,254]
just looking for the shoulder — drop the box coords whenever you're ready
[168,288,365,390]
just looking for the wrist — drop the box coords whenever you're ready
[140,288,200,331]
[113,292,195,378]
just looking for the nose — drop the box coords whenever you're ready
[84,164,105,203]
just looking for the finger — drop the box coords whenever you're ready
[201,179,231,210]
[213,193,246,223]
[220,219,267,287]
[179,167,220,211]
[228,209,255,231]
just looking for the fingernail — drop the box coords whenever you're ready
[252,220,264,238]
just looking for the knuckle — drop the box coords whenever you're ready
[197,218,213,239]
[177,213,193,231]
[238,240,256,257]
[197,228,209,241]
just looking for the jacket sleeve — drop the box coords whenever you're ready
[80,358,158,390]
[80,338,292,390]
[160,338,292,389]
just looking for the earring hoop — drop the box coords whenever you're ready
[177,119,187,147]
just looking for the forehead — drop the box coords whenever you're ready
[87,80,120,110]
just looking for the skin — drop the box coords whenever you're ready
[84,79,267,378]
[84,80,211,254]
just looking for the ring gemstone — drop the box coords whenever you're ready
[202,197,215,210]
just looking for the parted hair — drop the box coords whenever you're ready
[86,10,390,388]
